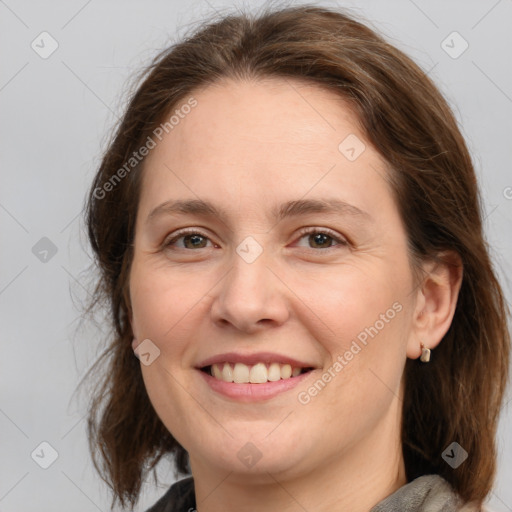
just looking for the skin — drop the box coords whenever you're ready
[129,77,462,512]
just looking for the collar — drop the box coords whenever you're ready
[146,474,470,512]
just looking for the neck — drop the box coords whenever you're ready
[191,398,407,512]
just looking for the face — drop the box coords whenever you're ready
[129,78,417,481]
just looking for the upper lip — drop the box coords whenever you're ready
[196,352,317,369]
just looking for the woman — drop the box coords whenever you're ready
[84,5,510,511]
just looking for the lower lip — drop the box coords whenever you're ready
[197,369,314,402]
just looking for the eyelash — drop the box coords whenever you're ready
[163,227,349,253]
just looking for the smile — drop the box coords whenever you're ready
[196,352,318,401]
[201,362,313,383]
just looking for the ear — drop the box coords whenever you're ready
[406,250,463,359]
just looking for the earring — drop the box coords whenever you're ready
[420,342,431,363]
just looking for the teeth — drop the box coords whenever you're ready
[267,362,281,381]
[209,362,306,384]
[221,363,233,382]
[233,362,250,383]
[212,364,222,379]
[280,364,292,379]
[249,363,268,383]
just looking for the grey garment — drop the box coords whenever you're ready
[369,475,478,512]
[145,474,478,512]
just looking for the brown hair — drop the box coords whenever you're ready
[83,3,510,509]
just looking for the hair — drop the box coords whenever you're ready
[83,3,510,510]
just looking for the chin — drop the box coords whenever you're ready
[193,445,311,482]
[187,426,313,480]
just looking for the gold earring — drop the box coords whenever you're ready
[420,342,431,363]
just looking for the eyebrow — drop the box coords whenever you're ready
[146,198,373,225]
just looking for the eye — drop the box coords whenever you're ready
[163,227,348,252]
[164,229,216,250]
[294,227,348,251]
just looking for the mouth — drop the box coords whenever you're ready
[200,362,315,384]
[195,352,319,401]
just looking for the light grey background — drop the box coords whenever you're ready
[1,0,511,510]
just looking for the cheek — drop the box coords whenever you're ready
[130,261,206,342]
[293,280,407,450]
[292,261,408,348]
[293,260,410,402]
[139,362,206,453]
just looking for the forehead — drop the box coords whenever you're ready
[138,77,393,225]
[164,77,362,159]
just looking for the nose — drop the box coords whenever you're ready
[210,249,290,334]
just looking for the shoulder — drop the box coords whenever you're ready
[144,476,195,512]
[142,474,490,512]
[370,474,486,512]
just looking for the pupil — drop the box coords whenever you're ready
[186,235,205,248]
[311,233,330,248]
